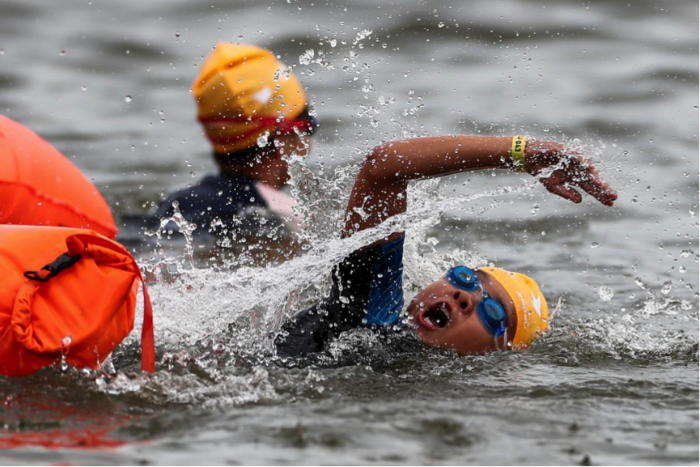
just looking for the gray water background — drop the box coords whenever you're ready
[0,0,698,464]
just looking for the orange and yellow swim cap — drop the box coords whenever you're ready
[479,267,549,349]
[193,43,307,154]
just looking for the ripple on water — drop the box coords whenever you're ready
[0,73,24,91]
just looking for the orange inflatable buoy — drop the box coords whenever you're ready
[0,115,117,238]
[0,225,154,376]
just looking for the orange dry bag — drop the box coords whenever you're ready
[0,115,117,239]
[0,225,155,376]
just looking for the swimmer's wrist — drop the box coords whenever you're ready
[521,140,567,175]
[509,135,529,172]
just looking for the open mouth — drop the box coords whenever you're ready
[418,302,451,330]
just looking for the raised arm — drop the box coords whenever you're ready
[342,135,617,237]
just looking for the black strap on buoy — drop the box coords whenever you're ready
[24,253,82,282]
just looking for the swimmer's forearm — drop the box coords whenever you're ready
[361,136,563,181]
[343,136,562,235]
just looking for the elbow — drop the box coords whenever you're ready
[361,142,396,181]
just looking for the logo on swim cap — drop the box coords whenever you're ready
[531,293,542,317]
[254,87,273,105]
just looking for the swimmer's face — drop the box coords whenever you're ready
[407,269,518,354]
[275,133,312,158]
[270,133,312,186]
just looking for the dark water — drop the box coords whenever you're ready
[0,0,698,464]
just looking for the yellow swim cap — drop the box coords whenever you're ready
[193,43,308,154]
[479,267,549,349]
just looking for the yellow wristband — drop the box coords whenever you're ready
[511,135,528,172]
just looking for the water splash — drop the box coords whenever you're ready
[126,174,539,363]
[143,201,197,277]
[598,286,614,302]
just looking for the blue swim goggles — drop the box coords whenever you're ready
[445,266,508,337]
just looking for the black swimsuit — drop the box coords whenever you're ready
[154,173,267,232]
[275,235,406,357]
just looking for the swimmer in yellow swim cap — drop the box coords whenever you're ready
[155,43,316,236]
[275,135,617,356]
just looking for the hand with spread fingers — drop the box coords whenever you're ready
[524,141,618,207]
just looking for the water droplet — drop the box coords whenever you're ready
[299,49,314,65]
[679,266,687,274]
[680,249,693,258]
[438,22,445,28]
[598,286,614,302]
[59,335,72,372]
[530,203,540,216]
[354,29,373,42]
[124,95,132,103]
[257,130,270,147]
[661,281,673,295]
[81,85,87,91]
[175,32,180,38]
[591,242,599,249]
[60,50,66,56]
[634,277,646,289]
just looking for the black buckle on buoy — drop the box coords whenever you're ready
[24,253,82,282]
